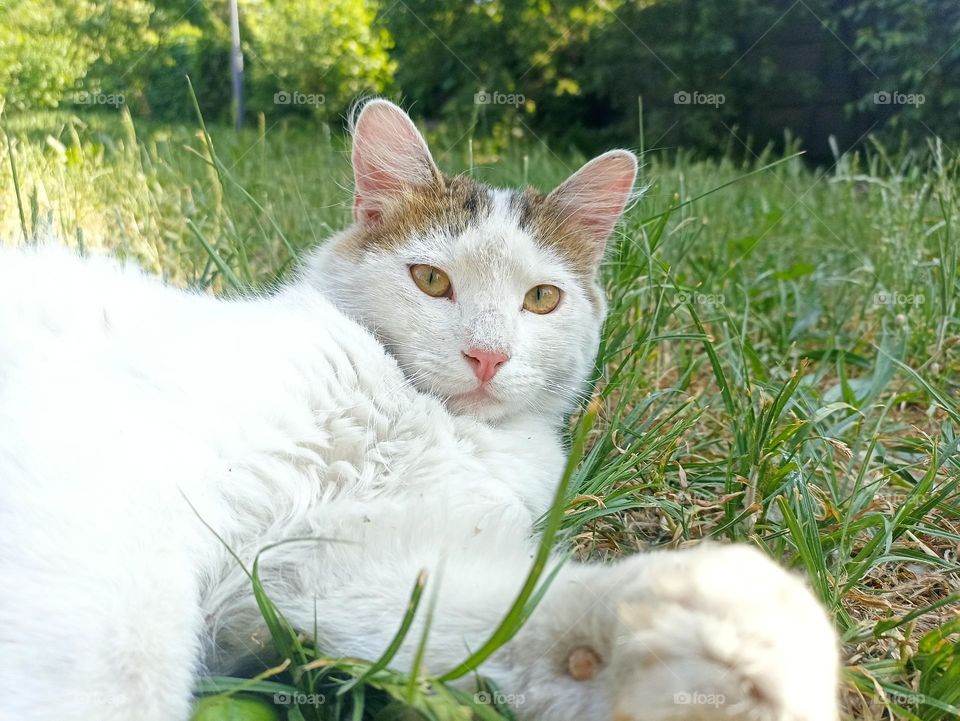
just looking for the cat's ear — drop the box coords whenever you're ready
[351,99,442,226]
[544,150,638,269]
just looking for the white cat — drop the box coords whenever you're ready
[0,100,839,721]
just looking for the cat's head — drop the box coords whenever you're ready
[308,99,637,422]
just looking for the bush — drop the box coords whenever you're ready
[80,0,231,122]
[243,0,394,122]
[842,0,960,145]
[2,0,957,156]
[383,0,960,159]
[2,0,393,125]
[0,0,98,110]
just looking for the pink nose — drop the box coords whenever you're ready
[463,349,509,384]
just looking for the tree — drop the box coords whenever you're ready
[242,0,394,120]
[0,0,99,110]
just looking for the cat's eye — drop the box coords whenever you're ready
[410,264,452,298]
[523,284,562,314]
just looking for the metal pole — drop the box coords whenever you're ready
[229,0,244,130]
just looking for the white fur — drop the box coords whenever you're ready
[0,100,839,721]
[0,242,839,721]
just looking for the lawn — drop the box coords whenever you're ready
[2,108,959,721]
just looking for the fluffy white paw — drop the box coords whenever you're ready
[605,544,839,721]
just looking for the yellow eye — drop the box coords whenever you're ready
[410,264,452,298]
[523,284,561,314]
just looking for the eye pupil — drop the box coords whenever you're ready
[523,284,561,314]
[410,264,451,298]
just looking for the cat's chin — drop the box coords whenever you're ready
[444,387,512,421]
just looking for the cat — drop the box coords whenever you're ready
[0,99,839,721]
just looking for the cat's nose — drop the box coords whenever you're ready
[463,349,509,384]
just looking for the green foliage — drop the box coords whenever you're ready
[379,0,622,146]
[192,694,280,721]
[3,0,959,152]
[80,1,232,122]
[842,0,960,141]
[569,0,804,151]
[0,0,99,109]
[383,0,960,156]
[243,0,394,120]
[1,0,393,123]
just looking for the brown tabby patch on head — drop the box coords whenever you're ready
[335,173,606,312]
[337,174,492,257]
[512,187,606,311]
[512,188,598,278]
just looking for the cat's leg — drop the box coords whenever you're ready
[515,544,841,721]
[274,543,837,721]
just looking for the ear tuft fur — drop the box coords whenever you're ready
[547,150,638,245]
[536,150,639,272]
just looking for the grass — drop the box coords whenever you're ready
[2,106,959,721]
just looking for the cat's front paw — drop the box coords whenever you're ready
[605,544,839,721]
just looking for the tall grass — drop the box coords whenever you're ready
[1,108,958,720]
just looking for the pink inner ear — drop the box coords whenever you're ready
[354,155,407,195]
[354,192,382,225]
[551,151,638,244]
[353,149,408,224]
[351,101,439,225]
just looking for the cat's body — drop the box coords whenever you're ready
[0,243,562,717]
[0,101,839,721]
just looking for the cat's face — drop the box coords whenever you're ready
[310,100,637,423]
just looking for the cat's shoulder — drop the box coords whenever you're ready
[2,241,137,273]
[0,242,169,302]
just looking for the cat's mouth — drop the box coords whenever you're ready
[453,386,492,402]
[448,385,498,408]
